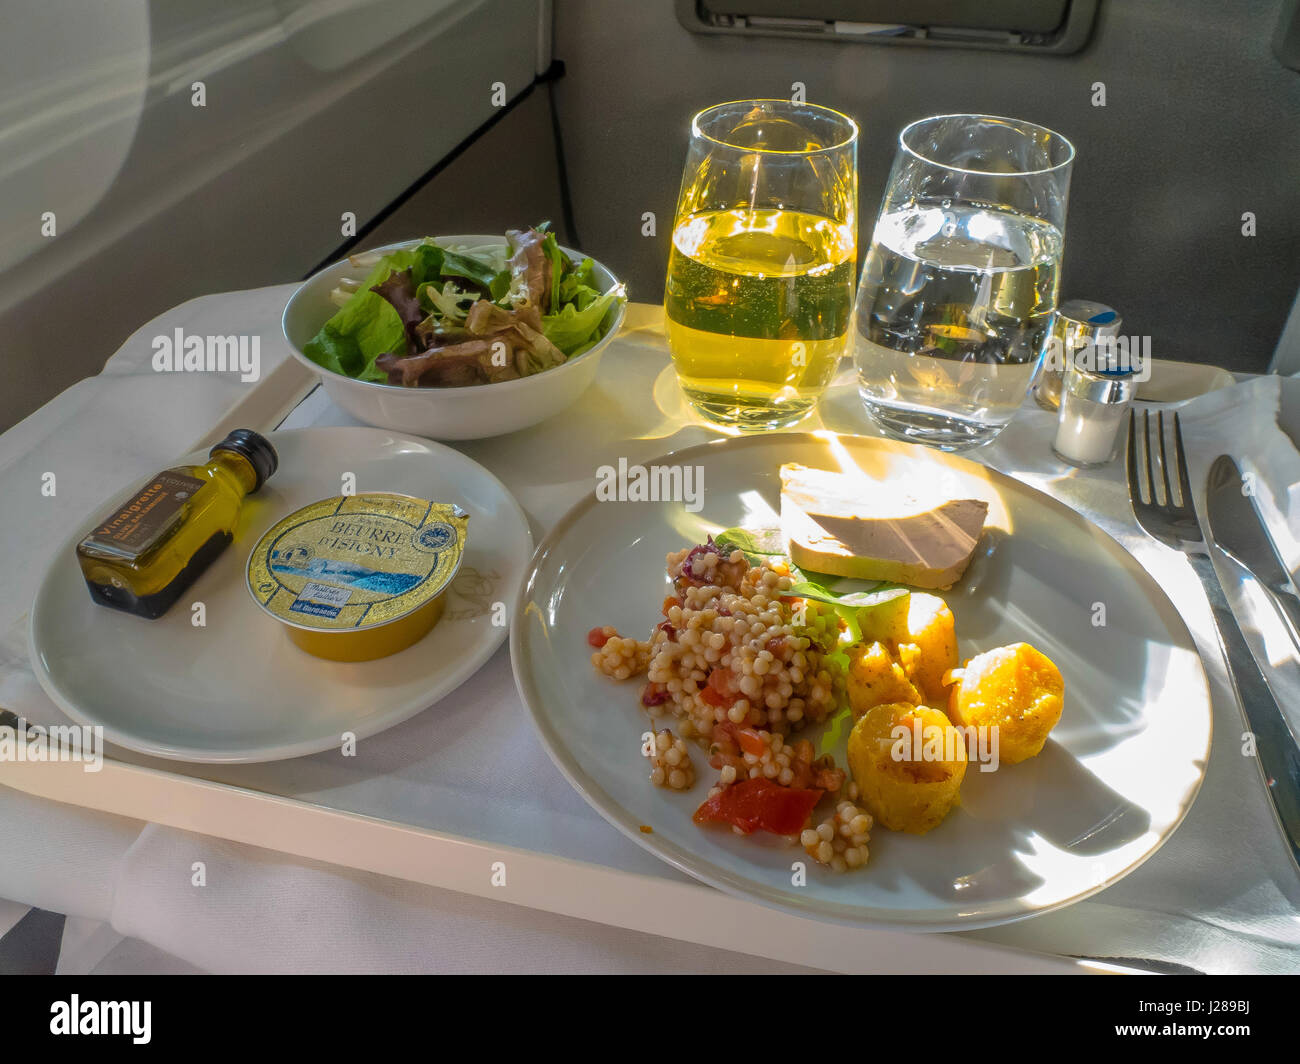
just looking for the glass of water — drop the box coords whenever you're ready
[854,114,1074,450]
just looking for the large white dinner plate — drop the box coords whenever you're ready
[30,427,531,763]
[512,433,1212,930]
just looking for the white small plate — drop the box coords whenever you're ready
[30,427,532,763]
[513,432,1213,930]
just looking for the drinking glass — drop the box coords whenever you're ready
[854,114,1074,450]
[665,100,858,431]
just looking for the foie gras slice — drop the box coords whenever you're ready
[779,463,988,590]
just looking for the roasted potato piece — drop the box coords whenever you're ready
[859,592,957,704]
[947,643,1064,764]
[847,702,967,834]
[848,641,922,718]
[857,591,911,644]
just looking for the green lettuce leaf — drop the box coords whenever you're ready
[439,248,498,289]
[556,257,600,311]
[713,527,788,567]
[788,582,908,645]
[417,280,477,323]
[303,244,444,373]
[488,268,512,302]
[540,231,567,314]
[303,328,363,378]
[818,706,854,757]
[541,284,624,356]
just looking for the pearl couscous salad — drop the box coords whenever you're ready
[588,526,1066,874]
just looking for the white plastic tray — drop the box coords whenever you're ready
[1,313,1180,973]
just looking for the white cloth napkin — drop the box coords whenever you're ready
[2,294,1298,973]
[1179,379,1300,702]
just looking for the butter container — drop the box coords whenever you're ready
[246,493,468,661]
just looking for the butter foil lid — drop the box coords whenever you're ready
[246,494,468,632]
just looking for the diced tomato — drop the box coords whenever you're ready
[712,720,738,741]
[656,619,676,640]
[735,728,768,757]
[640,682,670,708]
[709,720,764,754]
[587,627,612,648]
[700,668,739,708]
[813,761,846,792]
[693,779,823,836]
[708,721,740,763]
[662,595,681,614]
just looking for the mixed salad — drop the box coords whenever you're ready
[304,224,625,388]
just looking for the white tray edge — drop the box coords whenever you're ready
[0,754,1112,974]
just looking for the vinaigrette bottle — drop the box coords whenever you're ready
[76,429,278,619]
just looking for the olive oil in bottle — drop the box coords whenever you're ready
[76,429,278,619]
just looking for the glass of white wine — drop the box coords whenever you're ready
[854,114,1075,450]
[665,100,858,431]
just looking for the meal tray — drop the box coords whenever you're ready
[0,323,1125,974]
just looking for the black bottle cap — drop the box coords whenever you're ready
[210,429,278,492]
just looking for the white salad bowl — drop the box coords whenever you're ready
[282,235,626,441]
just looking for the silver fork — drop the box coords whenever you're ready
[1127,409,1300,871]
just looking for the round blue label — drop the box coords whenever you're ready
[416,522,457,551]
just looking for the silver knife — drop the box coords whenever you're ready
[1206,455,1300,654]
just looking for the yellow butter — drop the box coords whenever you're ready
[246,493,468,661]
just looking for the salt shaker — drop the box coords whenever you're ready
[1052,350,1138,467]
[1034,300,1122,412]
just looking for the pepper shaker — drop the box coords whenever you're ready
[1034,300,1122,412]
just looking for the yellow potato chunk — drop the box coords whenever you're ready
[947,643,1064,764]
[848,641,922,719]
[847,703,967,835]
[857,592,911,644]
[859,592,957,704]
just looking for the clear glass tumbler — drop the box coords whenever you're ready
[854,114,1074,450]
[664,100,858,431]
